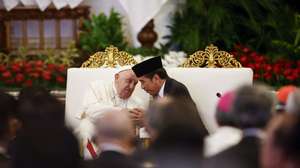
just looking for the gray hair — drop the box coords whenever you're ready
[286,89,300,115]
[233,85,274,129]
[94,109,134,140]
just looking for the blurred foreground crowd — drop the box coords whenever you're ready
[0,84,300,168]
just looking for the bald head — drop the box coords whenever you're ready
[94,109,134,141]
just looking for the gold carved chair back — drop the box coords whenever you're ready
[81,45,137,68]
[182,44,242,68]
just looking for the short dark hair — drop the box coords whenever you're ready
[216,111,236,127]
[146,97,207,149]
[143,68,169,79]
[14,127,80,168]
[17,87,64,127]
[18,86,50,102]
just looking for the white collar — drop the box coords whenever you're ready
[99,143,127,155]
[158,80,166,98]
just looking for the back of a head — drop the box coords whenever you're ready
[0,90,17,139]
[17,89,64,127]
[13,127,80,168]
[94,109,134,142]
[18,87,50,102]
[144,97,206,168]
[146,97,206,148]
[264,113,300,167]
[233,85,274,129]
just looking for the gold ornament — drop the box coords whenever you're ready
[81,45,137,68]
[182,44,242,68]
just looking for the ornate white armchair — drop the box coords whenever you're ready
[65,45,253,159]
[65,45,253,134]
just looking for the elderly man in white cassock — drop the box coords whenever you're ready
[76,67,146,159]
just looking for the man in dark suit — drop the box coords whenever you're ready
[262,113,300,168]
[131,56,208,135]
[132,56,193,100]
[133,97,207,168]
[13,88,81,168]
[206,85,273,168]
[130,56,198,124]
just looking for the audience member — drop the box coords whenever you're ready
[207,85,274,168]
[262,113,300,168]
[86,109,137,168]
[13,127,80,168]
[4,83,299,168]
[17,87,64,127]
[204,91,242,157]
[18,87,50,102]
[13,87,80,168]
[136,97,206,168]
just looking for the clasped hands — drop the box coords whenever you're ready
[127,108,145,127]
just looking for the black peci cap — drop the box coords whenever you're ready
[132,56,163,77]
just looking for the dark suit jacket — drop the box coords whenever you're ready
[88,151,137,168]
[206,136,261,168]
[164,78,193,100]
[132,129,204,168]
[163,77,209,135]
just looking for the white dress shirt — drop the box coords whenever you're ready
[158,80,166,98]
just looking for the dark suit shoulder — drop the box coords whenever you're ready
[91,151,138,168]
[207,136,261,168]
[164,78,192,99]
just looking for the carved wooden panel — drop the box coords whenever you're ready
[0,6,89,53]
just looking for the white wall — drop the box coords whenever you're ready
[82,0,183,48]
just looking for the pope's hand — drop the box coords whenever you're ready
[128,108,145,127]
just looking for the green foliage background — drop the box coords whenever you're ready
[79,10,127,55]
[167,0,300,59]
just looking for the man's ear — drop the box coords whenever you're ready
[115,73,119,80]
[152,74,161,82]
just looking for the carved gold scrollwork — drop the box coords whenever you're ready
[182,44,242,68]
[81,45,137,68]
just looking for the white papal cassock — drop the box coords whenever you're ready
[75,79,145,159]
